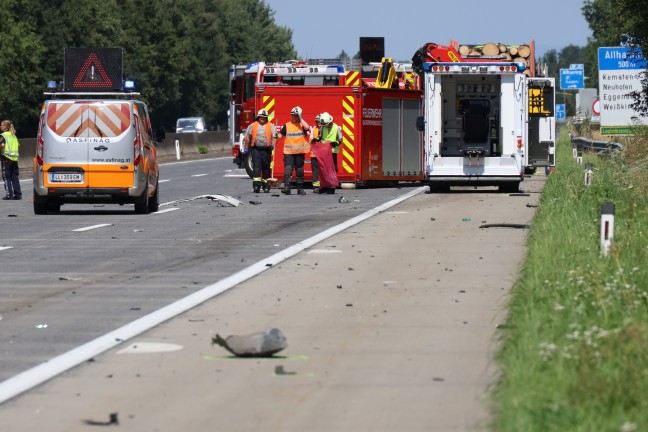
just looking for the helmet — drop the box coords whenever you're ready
[315,114,321,123]
[320,112,333,125]
[290,106,303,117]
[256,109,269,119]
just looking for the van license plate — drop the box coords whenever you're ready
[49,173,83,183]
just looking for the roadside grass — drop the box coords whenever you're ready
[492,127,648,432]
[198,144,209,154]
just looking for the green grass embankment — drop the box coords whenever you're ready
[493,127,648,432]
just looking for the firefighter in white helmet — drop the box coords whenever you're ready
[318,112,342,174]
[244,109,276,193]
[277,106,310,195]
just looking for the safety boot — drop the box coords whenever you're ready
[297,188,306,195]
[281,185,291,195]
[312,187,320,194]
[253,180,262,193]
[262,183,271,193]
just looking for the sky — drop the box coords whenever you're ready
[264,0,592,62]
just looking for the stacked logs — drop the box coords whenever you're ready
[458,42,533,75]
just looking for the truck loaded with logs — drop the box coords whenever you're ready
[412,40,555,192]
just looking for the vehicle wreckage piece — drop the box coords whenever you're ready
[212,328,287,357]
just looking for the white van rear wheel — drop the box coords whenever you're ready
[148,181,159,213]
[34,190,48,215]
[134,185,149,214]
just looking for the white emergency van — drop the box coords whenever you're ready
[33,48,163,214]
[34,99,161,214]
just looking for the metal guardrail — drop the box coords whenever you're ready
[571,135,623,156]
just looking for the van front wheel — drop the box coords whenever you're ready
[134,186,149,214]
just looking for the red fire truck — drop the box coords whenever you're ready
[230,59,423,185]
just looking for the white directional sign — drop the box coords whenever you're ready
[598,47,647,135]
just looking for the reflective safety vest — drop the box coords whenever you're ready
[320,124,341,154]
[283,122,310,154]
[250,122,273,148]
[1,132,19,161]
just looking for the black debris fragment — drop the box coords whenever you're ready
[479,223,529,229]
[83,412,119,426]
[274,365,296,375]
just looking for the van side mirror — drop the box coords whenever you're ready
[416,116,425,132]
[155,126,166,143]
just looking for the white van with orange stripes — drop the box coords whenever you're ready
[33,98,161,214]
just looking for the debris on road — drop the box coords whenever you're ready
[83,412,119,426]
[479,223,529,229]
[212,327,287,357]
[274,365,296,376]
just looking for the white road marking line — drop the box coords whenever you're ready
[0,186,426,405]
[191,173,208,177]
[154,208,180,214]
[73,224,112,232]
[159,179,171,183]
[0,246,13,251]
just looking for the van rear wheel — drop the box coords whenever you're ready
[134,186,149,214]
[148,181,159,213]
[34,190,47,215]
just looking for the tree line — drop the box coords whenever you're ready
[2,0,647,138]
[536,0,648,117]
[0,0,296,137]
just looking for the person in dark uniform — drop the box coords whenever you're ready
[0,119,22,200]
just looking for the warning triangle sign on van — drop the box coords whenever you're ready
[73,53,112,88]
[64,48,124,91]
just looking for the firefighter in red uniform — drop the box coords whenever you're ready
[278,106,310,195]
[244,109,276,193]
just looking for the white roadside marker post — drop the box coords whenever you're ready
[584,163,593,186]
[600,202,615,256]
[175,139,181,160]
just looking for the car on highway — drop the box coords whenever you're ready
[176,117,206,133]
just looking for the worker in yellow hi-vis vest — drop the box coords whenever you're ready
[318,112,342,174]
[0,120,22,200]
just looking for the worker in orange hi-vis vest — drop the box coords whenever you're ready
[277,106,310,195]
[244,109,276,193]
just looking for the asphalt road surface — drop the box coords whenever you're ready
[0,158,545,431]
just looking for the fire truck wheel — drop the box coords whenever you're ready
[244,153,254,178]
